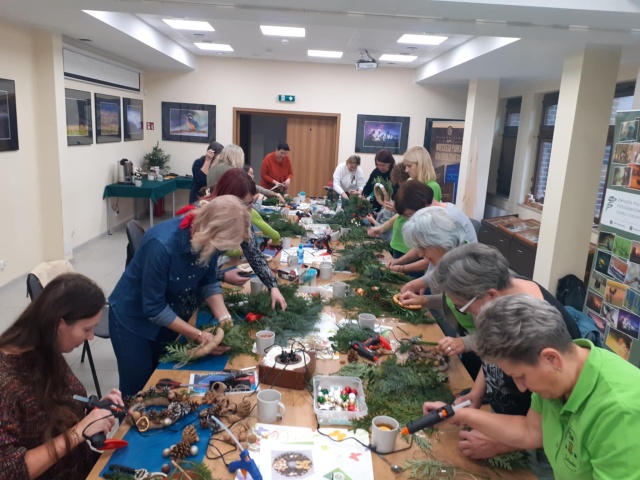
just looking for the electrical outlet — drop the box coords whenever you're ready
[0,260,6,271]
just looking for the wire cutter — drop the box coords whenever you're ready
[105,464,167,479]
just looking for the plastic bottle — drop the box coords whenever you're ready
[299,191,306,204]
[298,243,305,265]
[336,197,343,213]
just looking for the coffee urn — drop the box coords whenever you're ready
[118,158,134,184]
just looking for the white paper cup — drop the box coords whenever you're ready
[333,281,348,298]
[358,313,376,330]
[319,263,333,280]
[134,179,142,187]
[250,277,264,295]
[256,330,275,355]
[148,173,155,181]
[282,237,292,249]
[371,416,399,454]
[257,389,286,423]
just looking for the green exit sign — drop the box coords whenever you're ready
[278,94,296,102]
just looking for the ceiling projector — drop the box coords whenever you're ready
[355,59,378,70]
[355,50,378,70]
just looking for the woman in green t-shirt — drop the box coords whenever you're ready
[367,145,441,263]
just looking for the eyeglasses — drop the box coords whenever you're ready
[242,199,254,208]
[456,296,478,314]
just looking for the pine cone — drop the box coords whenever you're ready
[236,399,252,418]
[202,390,217,405]
[170,440,191,461]
[199,416,211,429]
[347,349,359,363]
[188,399,200,413]
[182,425,199,445]
[167,402,183,421]
[145,386,158,397]
[131,403,146,414]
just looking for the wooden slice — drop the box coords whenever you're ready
[393,293,422,311]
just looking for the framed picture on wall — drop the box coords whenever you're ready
[354,114,409,154]
[161,102,216,143]
[0,78,19,152]
[65,89,93,146]
[424,118,465,168]
[95,93,121,143]
[123,97,143,141]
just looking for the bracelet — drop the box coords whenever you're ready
[219,314,232,323]
[68,427,81,447]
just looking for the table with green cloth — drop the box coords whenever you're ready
[103,177,193,234]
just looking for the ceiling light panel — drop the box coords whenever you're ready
[397,34,447,45]
[260,25,305,37]
[163,19,214,31]
[379,54,417,63]
[194,42,233,51]
[308,50,343,58]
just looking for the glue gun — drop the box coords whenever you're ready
[228,449,263,480]
[350,334,392,362]
[401,400,471,435]
[73,395,128,450]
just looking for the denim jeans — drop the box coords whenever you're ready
[109,310,178,396]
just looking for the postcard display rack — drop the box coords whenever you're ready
[585,109,640,367]
[478,215,541,279]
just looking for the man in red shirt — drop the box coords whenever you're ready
[260,141,293,193]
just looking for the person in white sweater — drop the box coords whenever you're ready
[332,155,367,200]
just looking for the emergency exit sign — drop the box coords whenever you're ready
[278,94,296,102]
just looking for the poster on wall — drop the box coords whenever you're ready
[585,109,640,368]
[425,118,464,202]
[95,93,121,144]
[354,114,410,154]
[161,101,216,143]
[65,89,93,146]
[0,78,19,152]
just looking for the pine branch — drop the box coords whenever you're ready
[486,451,529,471]
[404,459,455,480]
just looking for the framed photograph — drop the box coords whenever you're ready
[618,119,638,142]
[95,93,121,143]
[161,102,216,143]
[65,89,92,146]
[354,114,409,154]
[0,78,19,152]
[123,97,143,141]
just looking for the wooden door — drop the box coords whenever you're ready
[286,116,338,197]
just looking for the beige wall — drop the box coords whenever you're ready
[143,57,468,176]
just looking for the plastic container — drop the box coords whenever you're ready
[313,375,368,425]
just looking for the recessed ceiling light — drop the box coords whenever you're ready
[194,42,233,52]
[260,25,305,37]
[397,34,447,45]
[163,19,214,31]
[379,54,417,62]
[308,50,343,58]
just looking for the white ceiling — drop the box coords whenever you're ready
[3,0,640,85]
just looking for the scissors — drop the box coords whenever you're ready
[105,464,167,479]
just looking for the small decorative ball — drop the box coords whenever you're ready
[317,396,325,404]
[344,387,351,394]
[341,394,347,402]
[162,448,171,458]
[163,417,172,426]
[351,389,357,395]
[335,406,343,411]
[321,389,329,395]
[167,391,176,401]
[161,464,171,474]
[349,398,356,405]
[248,433,257,444]
[190,445,199,456]
[348,393,356,400]
[348,405,356,411]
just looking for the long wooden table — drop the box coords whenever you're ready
[88,252,535,479]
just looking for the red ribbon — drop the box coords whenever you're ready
[246,312,263,322]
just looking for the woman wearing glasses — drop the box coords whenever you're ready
[427,243,581,476]
[332,155,367,201]
[424,294,640,480]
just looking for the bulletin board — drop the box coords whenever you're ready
[585,109,640,367]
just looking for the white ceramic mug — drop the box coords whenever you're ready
[148,173,155,181]
[371,415,399,454]
[256,330,275,355]
[333,281,348,298]
[250,277,264,295]
[257,389,286,423]
[358,313,376,330]
[319,263,333,280]
[282,237,292,249]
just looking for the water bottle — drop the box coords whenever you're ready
[336,197,343,213]
[299,191,306,204]
[297,243,305,265]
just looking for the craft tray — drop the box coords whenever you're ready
[313,375,367,425]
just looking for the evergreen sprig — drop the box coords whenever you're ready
[486,451,529,471]
[328,322,375,353]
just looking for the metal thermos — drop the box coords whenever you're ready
[118,159,134,184]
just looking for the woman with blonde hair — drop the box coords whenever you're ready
[367,146,441,261]
[206,144,246,190]
[109,195,251,395]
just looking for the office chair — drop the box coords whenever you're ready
[125,219,146,266]
[26,260,107,398]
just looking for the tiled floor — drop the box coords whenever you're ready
[0,217,158,398]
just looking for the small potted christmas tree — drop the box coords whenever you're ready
[143,142,171,178]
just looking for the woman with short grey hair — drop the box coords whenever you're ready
[428,242,581,474]
[424,294,640,479]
